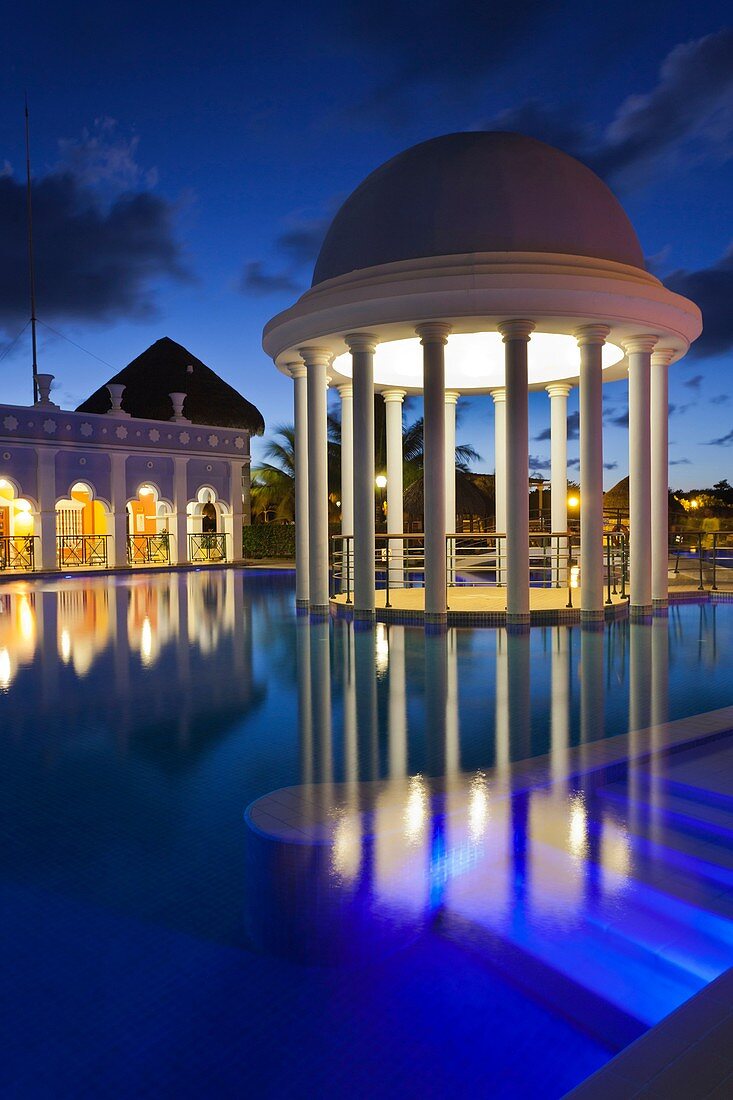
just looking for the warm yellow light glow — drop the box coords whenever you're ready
[0,647,11,689]
[375,474,387,489]
[0,478,9,489]
[567,494,579,509]
[60,629,71,663]
[140,617,153,665]
[331,332,624,391]
[138,485,154,496]
[404,774,428,846]
[570,564,580,589]
[19,597,35,643]
[468,771,490,842]
[690,498,699,509]
[375,622,389,673]
[330,807,362,883]
[568,793,588,858]
[602,827,631,885]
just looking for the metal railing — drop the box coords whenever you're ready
[0,535,37,571]
[127,532,171,565]
[57,534,109,568]
[189,532,227,563]
[671,528,733,591]
[330,530,629,607]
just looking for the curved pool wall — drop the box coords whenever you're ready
[1,569,732,1096]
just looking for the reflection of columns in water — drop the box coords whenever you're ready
[445,631,460,776]
[296,617,313,786]
[550,627,571,785]
[39,590,58,706]
[341,620,358,787]
[175,576,191,744]
[310,619,332,784]
[354,623,378,780]
[113,583,131,748]
[649,611,669,844]
[506,628,531,764]
[424,629,449,776]
[580,624,604,774]
[495,630,509,776]
[628,619,653,825]
[387,626,407,780]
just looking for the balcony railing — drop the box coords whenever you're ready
[0,535,37,571]
[189,532,227,563]
[57,534,109,568]
[330,531,629,607]
[127,532,171,565]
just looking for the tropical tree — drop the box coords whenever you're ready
[250,424,296,522]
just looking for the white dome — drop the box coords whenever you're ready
[313,132,645,284]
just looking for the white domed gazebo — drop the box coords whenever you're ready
[263,132,702,624]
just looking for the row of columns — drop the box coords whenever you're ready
[291,324,673,623]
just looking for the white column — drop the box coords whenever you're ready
[289,362,309,608]
[626,335,657,612]
[444,391,459,533]
[547,383,571,584]
[338,383,354,594]
[230,459,244,560]
[576,325,609,618]
[383,388,406,586]
[301,346,332,614]
[109,451,129,567]
[490,388,506,585]
[172,455,189,564]
[346,333,378,618]
[417,322,451,622]
[498,320,534,622]
[37,448,57,570]
[652,348,674,605]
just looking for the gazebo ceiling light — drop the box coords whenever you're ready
[331,332,624,391]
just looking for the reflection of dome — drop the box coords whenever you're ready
[313,132,644,285]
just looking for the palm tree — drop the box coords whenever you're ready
[250,424,296,522]
[402,416,481,489]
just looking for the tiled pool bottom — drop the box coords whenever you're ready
[3,572,733,1096]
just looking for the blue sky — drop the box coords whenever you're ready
[1,1,731,489]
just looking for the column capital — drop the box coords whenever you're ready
[490,387,506,404]
[344,332,379,353]
[444,390,460,405]
[415,321,452,345]
[546,383,572,399]
[651,347,676,367]
[624,334,658,355]
[381,388,406,404]
[298,345,332,368]
[574,323,610,346]
[337,383,353,399]
[286,360,307,380]
[498,319,535,342]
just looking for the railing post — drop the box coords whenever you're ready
[698,532,704,591]
[712,533,718,591]
[566,534,573,608]
[605,534,612,605]
[385,541,391,609]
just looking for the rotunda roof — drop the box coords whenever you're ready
[313,132,645,285]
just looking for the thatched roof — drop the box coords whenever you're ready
[404,472,493,518]
[604,476,629,512]
[76,337,265,434]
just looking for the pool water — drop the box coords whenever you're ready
[1,570,733,1097]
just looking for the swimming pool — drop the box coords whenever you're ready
[1,570,732,1096]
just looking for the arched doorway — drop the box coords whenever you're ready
[55,482,111,568]
[127,484,172,565]
[188,487,228,562]
[0,478,36,570]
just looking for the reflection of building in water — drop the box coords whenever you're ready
[0,573,262,756]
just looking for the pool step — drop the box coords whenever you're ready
[597,784,733,862]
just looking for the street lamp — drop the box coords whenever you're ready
[375,475,387,531]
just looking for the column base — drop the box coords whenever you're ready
[354,607,376,622]
[295,598,310,609]
[506,612,531,626]
[309,604,329,619]
[652,597,669,609]
[424,611,448,625]
[580,608,605,623]
[630,603,653,620]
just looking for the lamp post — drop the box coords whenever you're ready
[375,474,387,531]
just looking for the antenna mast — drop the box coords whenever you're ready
[24,95,39,405]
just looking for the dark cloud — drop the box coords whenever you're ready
[240,210,333,298]
[710,394,731,405]
[0,155,187,334]
[239,261,299,296]
[604,461,619,470]
[683,374,704,390]
[665,246,733,358]
[484,30,733,189]
[534,410,579,441]
[610,410,629,428]
[670,458,692,465]
[567,458,580,469]
[706,428,733,446]
[528,455,551,471]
